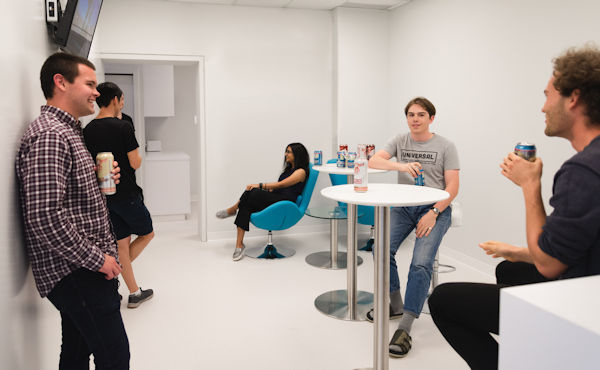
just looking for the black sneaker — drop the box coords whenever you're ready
[366,306,403,322]
[127,287,154,308]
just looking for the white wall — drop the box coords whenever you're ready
[96,0,334,238]
[145,65,200,195]
[334,7,397,186]
[1,2,63,369]
[334,8,390,155]
[389,0,600,267]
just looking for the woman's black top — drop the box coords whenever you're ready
[273,167,306,201]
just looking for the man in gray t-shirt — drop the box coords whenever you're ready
[368,97,460,358]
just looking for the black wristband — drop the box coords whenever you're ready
[259,182,263,190]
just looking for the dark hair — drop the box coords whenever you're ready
[40,52,96,99]
[96,82,123,108]
[404,97,436,117]
[553,45,600,125]
[284,142,309,177]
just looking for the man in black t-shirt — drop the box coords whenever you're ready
[84,82,154,309]
[428,45,600,369]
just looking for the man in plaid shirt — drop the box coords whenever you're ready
[16,53,130,369]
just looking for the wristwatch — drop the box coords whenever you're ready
[431,207,440,216]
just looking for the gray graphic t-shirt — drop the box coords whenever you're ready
[382,133,460,190]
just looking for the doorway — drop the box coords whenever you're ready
[98,53,207,242]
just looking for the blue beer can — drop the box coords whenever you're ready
[347,152,356,168]
[514,142,536,162]
[314,150,323,165]
[414,168,425,186]
[337,151,346,168]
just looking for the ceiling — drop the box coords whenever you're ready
[160,0,412,11]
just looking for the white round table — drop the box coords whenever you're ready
[321,183,449,370]
[312,163,388,320]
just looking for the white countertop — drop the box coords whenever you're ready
[321,183,449,207]
[145,151,190,161]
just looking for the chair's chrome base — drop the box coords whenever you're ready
[314,289,373,321]
[245,231,295,259]
[305,251,363,269]
[245,245,295,259]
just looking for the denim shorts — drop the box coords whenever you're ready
[107,193,154,240]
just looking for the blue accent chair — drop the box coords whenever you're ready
[245,163,319,259]
[326,159,375,251]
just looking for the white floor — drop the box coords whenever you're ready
[36,222,496,370]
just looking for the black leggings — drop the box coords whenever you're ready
[234,188,289,231]
[428,261,549,370]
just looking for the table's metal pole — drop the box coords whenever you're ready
[373,206,390,370]
[347,203,358,320]
[330,219,338,266]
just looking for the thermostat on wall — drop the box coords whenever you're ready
[146,140,162,152]
[46,0,59,23]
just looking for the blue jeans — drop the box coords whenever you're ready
[47,268,130,370]
[389,204,452,317]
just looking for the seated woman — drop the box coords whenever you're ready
[216,143,309,261]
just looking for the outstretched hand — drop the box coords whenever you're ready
[479,240,529,263]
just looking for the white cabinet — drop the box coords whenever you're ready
[142,64,175,117]
[144,152,191,216]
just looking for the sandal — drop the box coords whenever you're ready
[389,329,412,358]
[365,306,403,322]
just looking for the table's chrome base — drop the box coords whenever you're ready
[314,289,373,321]
[245,245,295,259]
[305,251,363,269]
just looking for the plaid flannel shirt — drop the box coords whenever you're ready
[16,106,118,297]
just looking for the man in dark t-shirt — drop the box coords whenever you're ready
[84,82,154,309]
[428,45,600,369]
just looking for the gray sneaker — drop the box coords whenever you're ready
[216,209,234,219]
[232,245,245,261]
[127,288,154,308]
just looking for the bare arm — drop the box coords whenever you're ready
[127,148,142,170]
[368,149,422,177]
[265,168,306,191]
[246,168,307,191]
[500,153,568,278]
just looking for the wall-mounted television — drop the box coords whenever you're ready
[50,0,103,58]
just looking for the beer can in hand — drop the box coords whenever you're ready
[514,142,536,162]
[414,168,425,186]
[96,152,116,195]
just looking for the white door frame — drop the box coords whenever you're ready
[95,53,208,242]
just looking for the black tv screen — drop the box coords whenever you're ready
[54,0,103,58]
